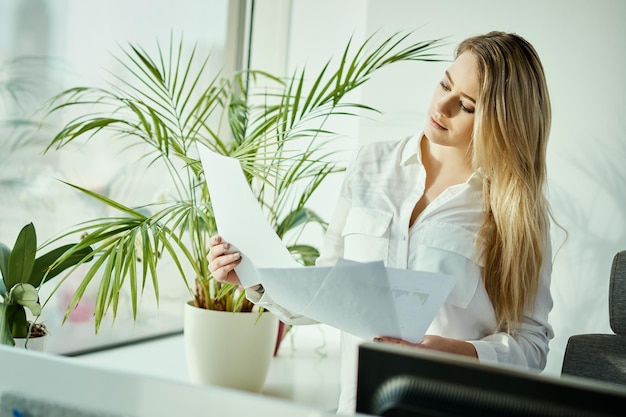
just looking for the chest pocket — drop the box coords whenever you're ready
[411,221,483,309]
[342,207,393,263]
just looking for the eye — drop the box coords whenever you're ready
[439,81,451,91]
[460,102,475,114]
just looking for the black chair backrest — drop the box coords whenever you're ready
[610,251,626,335]
[560,250,626,386]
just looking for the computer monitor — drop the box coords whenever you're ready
[356,342,626,417]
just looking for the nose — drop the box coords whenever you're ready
[435,95,454,117]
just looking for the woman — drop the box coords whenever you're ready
[208,31,554,414]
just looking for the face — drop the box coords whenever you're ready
[423,51,479,150]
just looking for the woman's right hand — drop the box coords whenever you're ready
[207,235,242,285]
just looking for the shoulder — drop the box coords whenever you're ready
[356,135,413,158]
[350,135,416,172]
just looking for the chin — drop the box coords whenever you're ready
[423,126,448,144]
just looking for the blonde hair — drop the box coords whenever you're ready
[457,32,551,332]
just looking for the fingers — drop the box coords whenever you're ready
[209,235,222,250]
[373,336,421,347]
[209,251,241,272]
[207,235,242,283]
[208,254,242,283]
[209,257,242,284]
[373,336,400,344]
[208,235,231,261]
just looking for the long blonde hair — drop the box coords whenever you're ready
[458,32,552,332]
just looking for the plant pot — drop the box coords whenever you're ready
[13,334,47,352]
[183,301,279,392]
[12,322,48,352]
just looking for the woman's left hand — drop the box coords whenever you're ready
[373,335,478,359]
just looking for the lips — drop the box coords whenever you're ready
[429,115,447,130]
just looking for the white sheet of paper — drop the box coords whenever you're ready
[301,259,398,340]
[384,267,457,342]
[197,144,300,288]
[259,264,331,314]
[257,259,457,343]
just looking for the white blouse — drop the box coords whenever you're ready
[248,133,554,414]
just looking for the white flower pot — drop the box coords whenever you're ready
[13,335,47,352]
[183,301,279,392]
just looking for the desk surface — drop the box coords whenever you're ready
[0,334,344,417]
[72,323,342,411]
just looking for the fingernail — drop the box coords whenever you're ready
[223,242,230,250]
[233,252,241,260]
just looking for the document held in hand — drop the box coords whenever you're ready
[198,143,457,342]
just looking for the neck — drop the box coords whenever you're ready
[420,137,473,181]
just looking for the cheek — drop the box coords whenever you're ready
[465,115,475,131]
[459,117,475,141]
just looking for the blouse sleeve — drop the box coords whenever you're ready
[469,239,554,370]
[245,289,319,325]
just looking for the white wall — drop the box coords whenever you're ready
[252,0,626,375]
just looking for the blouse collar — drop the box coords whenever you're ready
[400,132,482,185]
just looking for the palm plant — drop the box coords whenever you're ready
[42,31,444,333]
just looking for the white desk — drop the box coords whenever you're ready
[72,323,342,411]
[0,333,344,417]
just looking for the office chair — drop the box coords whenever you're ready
[561,250,626,385]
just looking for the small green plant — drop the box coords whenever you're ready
[0,222,93,346]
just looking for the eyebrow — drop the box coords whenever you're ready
[445,70,476,103]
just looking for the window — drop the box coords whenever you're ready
[0,0,237,354]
